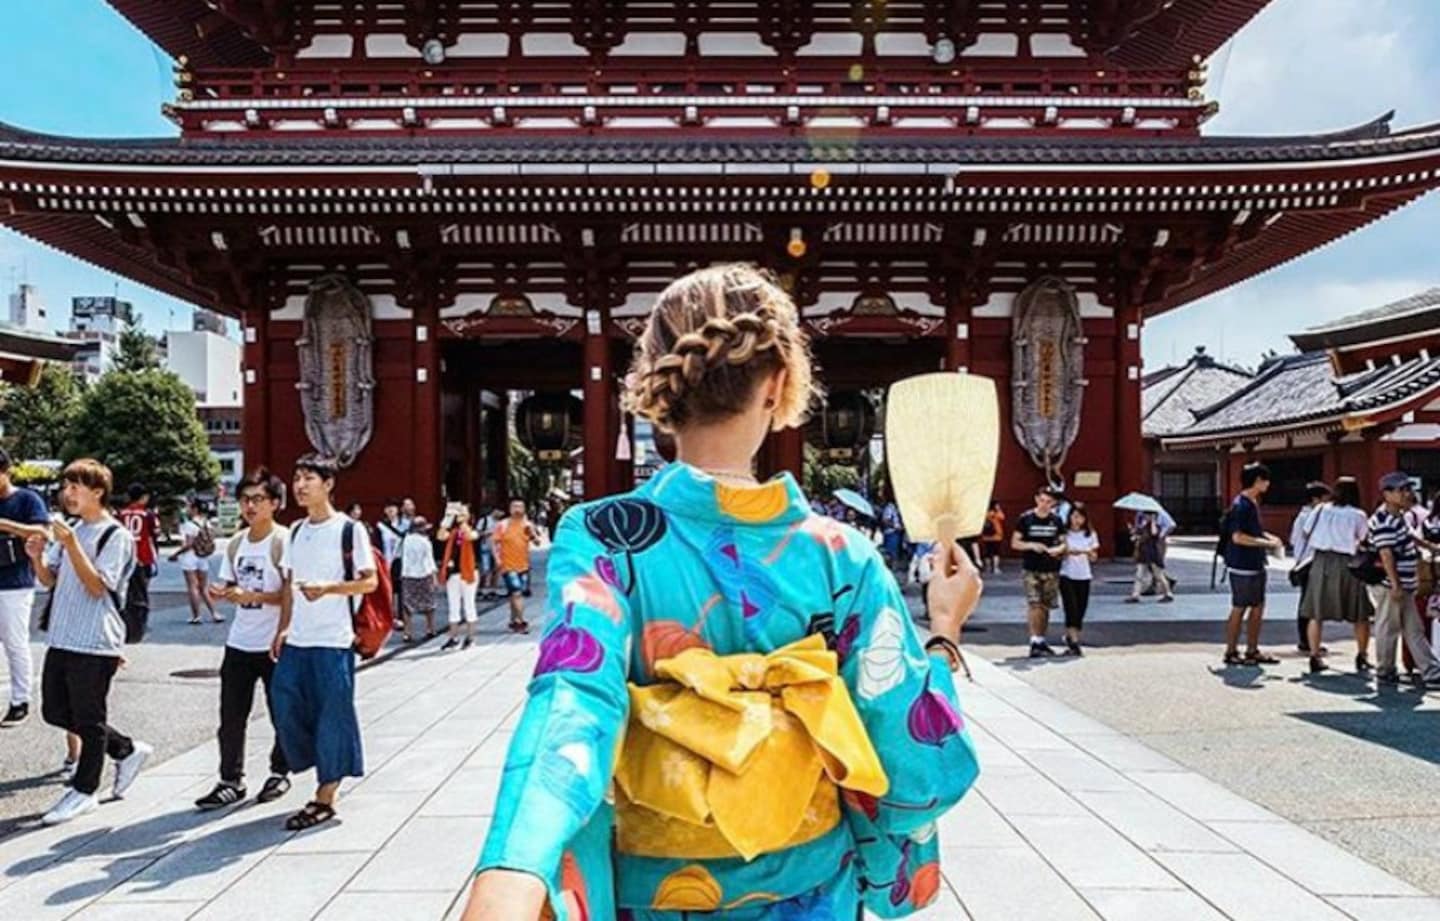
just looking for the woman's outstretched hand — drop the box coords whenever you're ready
[927,540,982,644]
[461,869,548,921]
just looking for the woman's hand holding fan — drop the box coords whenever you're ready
[887,371,1000,678]
[927,539,982,644]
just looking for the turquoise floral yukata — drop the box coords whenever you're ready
[477,462,979,919]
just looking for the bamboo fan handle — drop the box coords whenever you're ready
[932,513,975,682]
[935,514,961,575]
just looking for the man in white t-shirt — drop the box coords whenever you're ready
[270,454,377,831]
[195,467,292,811]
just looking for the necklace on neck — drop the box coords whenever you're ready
[700,466,758,485]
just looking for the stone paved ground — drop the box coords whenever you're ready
[3,566,1438,919]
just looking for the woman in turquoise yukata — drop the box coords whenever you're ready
[463,264,982,921]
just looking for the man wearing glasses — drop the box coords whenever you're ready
[1368,471,1440,687]
[194,467,293,810]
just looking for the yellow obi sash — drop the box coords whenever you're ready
[614,634,889,862]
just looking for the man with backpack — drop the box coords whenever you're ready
[29,458,149,825]
[0,447,56,727]
[195,467,292,811]
[115,483,161,644]
[271,454,379,831]
[1221,462,1285,666]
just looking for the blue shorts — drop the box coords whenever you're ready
[502,570,530,596]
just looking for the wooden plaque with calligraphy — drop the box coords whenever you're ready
[296,274,376,467]
[1011,277,1086,479]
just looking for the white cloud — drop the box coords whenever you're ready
[1207,0,1440,134]
[1144,276,1438,370]
[1143,0,1440,371]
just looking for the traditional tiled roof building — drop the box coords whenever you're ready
[1154,290,1440,530]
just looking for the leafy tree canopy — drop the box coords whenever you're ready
[64,368,218,506]
[0,363,85,461]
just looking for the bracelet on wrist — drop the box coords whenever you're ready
[924,635,965,674]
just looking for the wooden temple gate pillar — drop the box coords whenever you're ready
[583,308,614,500]
[944,293,973,373]
[241,302,271,472]
[1114,293,1145,532]
[412,300,443,518]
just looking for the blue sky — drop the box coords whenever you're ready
[1,0,1439,364]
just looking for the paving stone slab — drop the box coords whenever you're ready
[1071,790,1237,855]
[1209,820,1423,897]
[188,851,370,921]
[1079,888,1230,921]
[345,816,489,893]
[1006,814,1179,890]
[1154,852,1351,921]
[948,845,1102,921]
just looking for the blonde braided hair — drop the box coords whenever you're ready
[623,264,819,432]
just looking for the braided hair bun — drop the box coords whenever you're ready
[623,264,818,432]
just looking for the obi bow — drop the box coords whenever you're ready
[615,634,889,862]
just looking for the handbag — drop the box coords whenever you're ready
[1348,543,1386,586]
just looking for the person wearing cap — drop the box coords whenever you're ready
[1368,472,1440,687]
[398,514,438,643]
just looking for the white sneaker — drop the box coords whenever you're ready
[60,758,77,782]
[42,789,98,826]
[112,742,153,798]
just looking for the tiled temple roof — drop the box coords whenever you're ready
[1142,348,1253,437]
[1162,351,1440,445]
[1289,287,1440,352]
[0,113,1434,169]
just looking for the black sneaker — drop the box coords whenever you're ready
[462,637,472,649]
[1029,641,1056,658]
[195,782,247,811]
[1223,650,1243,666]
[256,774,291,804]
[441,637,459,650]
[1376,669,1401,685]
[1308,656,1328,675]
[1355,655,1372,673]
[1064,639,1084,657]
[1,703,28,727]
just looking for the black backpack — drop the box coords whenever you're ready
[1215,507,1234,560]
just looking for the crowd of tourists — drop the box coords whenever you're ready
[0,438,551,830]
[1280,469,1440,683]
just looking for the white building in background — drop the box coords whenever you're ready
[166,328,242,405]
[166,312,244,486]
[67,295,134,380]
[8,284,48,333]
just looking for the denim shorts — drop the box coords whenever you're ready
[502,570,530,596]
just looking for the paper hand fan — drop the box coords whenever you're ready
[885,373,1000,549]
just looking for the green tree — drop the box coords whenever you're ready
[64,368,218,504]
[0,363,85,460]
[113,324,163,372]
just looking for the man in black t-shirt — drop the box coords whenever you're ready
[1011,486,1067,657]
[1221,462,1284,666]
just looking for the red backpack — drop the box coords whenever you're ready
[289,519,394,658]
[342,520,394,659]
